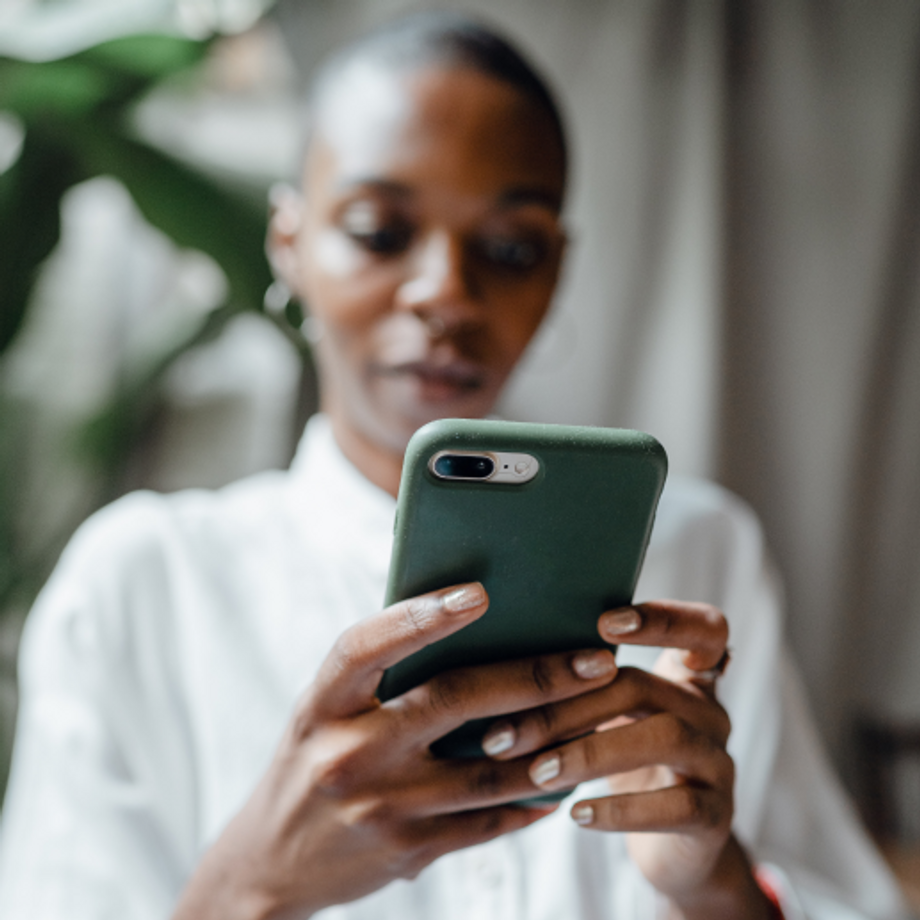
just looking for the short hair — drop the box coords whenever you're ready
[306,12,568,179]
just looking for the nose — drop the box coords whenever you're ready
[395,231,481,335]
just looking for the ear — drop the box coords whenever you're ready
[266,182,305,293]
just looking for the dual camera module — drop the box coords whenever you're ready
[429,450,540,484]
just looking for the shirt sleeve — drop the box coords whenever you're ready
[692,487,912,920]
[0,495,198,920]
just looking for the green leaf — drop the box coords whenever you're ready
[0,127,83,355]
[0,59,112,116]
[75,301,240,477]
[80,34,208,80]
[0,35,207,119]
[67,120,273,309]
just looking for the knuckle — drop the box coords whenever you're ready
[381,827,430,879]
[308,731,367,796]
[659,607,678,637]
[529,657,557,695]
[661,714,696,750]
[673,784,703,824]
[673,784,722,829]
[477,807,506,837]
[400,596,436,638]
[360,795,399,829]
[717,750,737,790]
[533,703,559,737]
[610,667,644,707]
[425,669,470,717]
[468,761,506,798]
[699,791,724,828]
[712,703,732,745]
[578,736,599,775]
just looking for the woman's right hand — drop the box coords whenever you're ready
[172,582,619,920]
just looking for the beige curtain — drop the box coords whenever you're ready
[6,0,917,788]
[273,0,920,770]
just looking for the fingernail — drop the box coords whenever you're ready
[572,804,594,826]
[600,608,641,638]
[531,754,561,787]
[571,650,616,679]
[481,723,516,756]
[442,583,486,614]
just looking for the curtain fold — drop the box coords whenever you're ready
[274,0,920,764]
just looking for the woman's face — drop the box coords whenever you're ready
[271,63,567,456]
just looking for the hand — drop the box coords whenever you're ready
[172,582,619,920]
[481,599,774,919]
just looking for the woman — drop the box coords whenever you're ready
[0,14,907,920]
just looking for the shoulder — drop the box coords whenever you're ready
[653,476,764,553]
[640,475,771,610]
[655,475,761,538]
[56,468,294,578]
[21,469,297,673]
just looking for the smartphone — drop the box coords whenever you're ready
[378,418,667,772]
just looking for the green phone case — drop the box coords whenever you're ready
[379,418,667,770]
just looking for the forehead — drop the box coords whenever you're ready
[304,62,565,204]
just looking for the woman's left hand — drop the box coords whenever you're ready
[482,599,774,919]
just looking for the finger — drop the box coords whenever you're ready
[481,666,731,760]
[404,803,557,871]
[598,599,728,672]
[652,648,730,696]
[390,647,618,748]
[568,784,732,834]
[527,712,734,794]
[394,754,548,816]
[306,583,489,720]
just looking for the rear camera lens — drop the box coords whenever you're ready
[433,454,495,479]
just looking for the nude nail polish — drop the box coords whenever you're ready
[481,724,515,756]
[572,650,616,679]
[442,583,486,613]
[531,755,561,786]
[600,608,641,637]
[572,804,595,826]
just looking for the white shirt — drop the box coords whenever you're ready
[0,415,909,920]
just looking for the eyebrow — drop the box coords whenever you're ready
[336,178,413,198]
[336,178,563,212]
[498,187,563,211]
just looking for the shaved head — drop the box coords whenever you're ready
[302,13,567,188]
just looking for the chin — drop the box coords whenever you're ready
[368,384,498,452]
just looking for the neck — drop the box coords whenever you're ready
[327,414,404,498]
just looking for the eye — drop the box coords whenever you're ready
[340,201,412,255]
[478,235,544,271]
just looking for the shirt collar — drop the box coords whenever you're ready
[288,413,397,531]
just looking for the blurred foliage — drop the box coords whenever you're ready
[0,31,307,794]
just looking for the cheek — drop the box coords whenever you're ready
[301,231,400,330]
[312,230,361,278]
[490,283,555,356]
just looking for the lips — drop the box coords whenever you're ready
[373,355,487,401]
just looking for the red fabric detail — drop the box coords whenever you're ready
[755,867,786,920]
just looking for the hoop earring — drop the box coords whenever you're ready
[301,315,325,345]
[263,280,324,345]
[264,279,291,316]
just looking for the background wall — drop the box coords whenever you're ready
[271,0,920,780]
[2,0,919,816]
